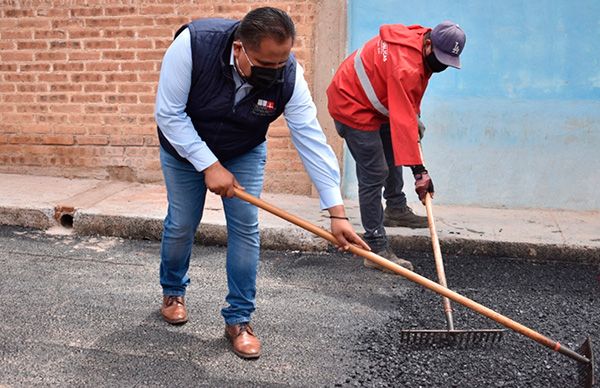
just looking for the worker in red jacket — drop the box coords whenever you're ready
[327,21,466,272]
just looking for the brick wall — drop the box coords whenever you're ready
[0,0,322,194]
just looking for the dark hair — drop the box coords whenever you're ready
[235,7,296,51]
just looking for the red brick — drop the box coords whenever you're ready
[137,28,173,38]
[16,104,48,113]
[120,104,154,114]
[85,105,119,114]
[71,94,103,103]
[2,113,35,124]
[38,74,68,82]
[85,62,120,72]
[43,135,75,145]
[109,135,145,146]
[1,31,33,39]
[85,18,121,28]
[102,115,137,126]
[141,5,175,14]
[19,63,51,72]
[84,40,117,49]
[139,95,155,104]
[118,84,153,93]
[51,19,84,29]
[84,84,116,93]
[104,6,136,16]
[0,64,18,72]
[1,51,34,61]
[69,52,101,61]
[36,8,69,17]
[144,136,160,146]
[154,16,189,26]
[17,41,48,50]
[68,30,102,39]
[120,16,155,27]
[50,84,82,92]
[49,105,83,113]
[37,114,69,124]
[18,124,52,133]
[118,40,153,49]
[16,19,52,29]
[38,94,68,103]
[105,73,138,82]
[153,39,172,50]
[49,41,81,49]
[4,94,35,103]
[138,73,159,83]
[70,8,104,17]
[54,63,84,71]
[35,52,68,61]
[76,135,109,145]
[4,9,34,17]
[17,84,49,92]
[121,62,154,72]
[103,29,136,38]
[8,134,43,144]
[0,41,15,50]
[102,51,135,60]
[0,84,15,92]
[105,94,138,104]
[136,51,164,61]
[71,73,103,82]
[34,30,67,39]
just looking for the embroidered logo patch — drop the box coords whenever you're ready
[452,41,461,54]
[252,99,277,116]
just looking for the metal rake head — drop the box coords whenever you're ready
[577,337,595,388]
[399,329,505,347]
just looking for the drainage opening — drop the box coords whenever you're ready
[59,214,74,228]
[54,205,76,229]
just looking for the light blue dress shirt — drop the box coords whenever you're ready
[155,28,343,209]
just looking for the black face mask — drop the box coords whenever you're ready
[248,65,285,89]
[425,51,448,73]
[239,43,286,89]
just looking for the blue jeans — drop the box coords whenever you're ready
[334,121,406,251]
[159,143,267,325]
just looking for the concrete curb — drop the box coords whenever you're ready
[0,206,55,230]
[388,235,600,265]
[1,196,598,264]
[70,212,600,264]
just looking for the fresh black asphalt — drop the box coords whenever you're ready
[0,225,598,387]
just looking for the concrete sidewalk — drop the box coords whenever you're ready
[1,172,599,263]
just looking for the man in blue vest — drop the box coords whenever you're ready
[154,7,368,359]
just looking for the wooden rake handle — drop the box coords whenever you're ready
[233,188,591,364]
[425,193,455,331]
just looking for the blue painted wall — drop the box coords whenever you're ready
[342,0,600,210]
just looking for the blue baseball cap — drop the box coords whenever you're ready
[431,21,466,69]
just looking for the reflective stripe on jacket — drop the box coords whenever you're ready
[327,24,431,166]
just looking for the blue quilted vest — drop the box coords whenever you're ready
[158,18,297,163]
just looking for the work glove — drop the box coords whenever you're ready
[414,171,434,204]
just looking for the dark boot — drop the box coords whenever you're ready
[364,247,414,273]
[383,206,428,228]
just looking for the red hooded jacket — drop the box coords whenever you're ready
[327,24,431,166]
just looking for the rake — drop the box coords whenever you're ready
[399,193,505,346]
[233,188,595,388]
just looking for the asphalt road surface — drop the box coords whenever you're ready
[0,225,598,387]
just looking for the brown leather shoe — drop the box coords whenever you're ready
[225,323,261,359]
[160,295,188,324]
